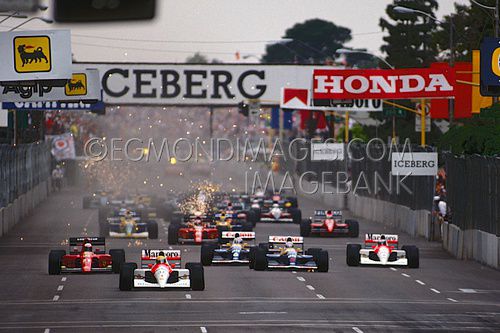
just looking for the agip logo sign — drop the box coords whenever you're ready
[480,37,500,96]
[13,35,51,73]
[65,73,87,96]
[0,29,71,83]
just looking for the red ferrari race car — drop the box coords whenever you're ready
[48,237,125,274]
[300,210,359,237]
[168,214,218,245]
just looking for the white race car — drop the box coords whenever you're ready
[119,249,204,290]
[346,234,419,268]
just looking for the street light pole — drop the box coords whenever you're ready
[449,16,455,125]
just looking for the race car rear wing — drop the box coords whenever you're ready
[314,210,342,217]
[221,231,255,240]
[69,237,105,247]
[364,234,399,248]
[141,249,182,268]
[268,236,303,244]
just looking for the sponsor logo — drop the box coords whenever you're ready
[13,35,51,73]
[65,73,87,96]
[491,48,500,77]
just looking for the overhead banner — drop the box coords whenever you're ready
[311,143,344,161]
[480,37,500,96]
[73,63,319,105]
[313,67,455,100]
[0,29,72,83]
[280,87,382,111]
[0,69,101,103]
[2,100,105,111]
[391,152,437,176]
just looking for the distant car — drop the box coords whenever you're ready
[346,234,419,268]
[103,209,158,239]
[213,212,253,234]
[168,214,218,245]
[119,249,204,291]
[82,191,109,209]
[247,194,300,225]
[48,237,125,274]
[250,236,329,272]
[201,231,256,265]
[300,210,359,237]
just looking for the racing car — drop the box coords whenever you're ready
[119,249,204,291]
[300,210,359,237]
[102,208,158,239]
[48,237,125,274]
[168,213,218,245]
[201,231,256,265]
[346,234,419,268]
[213,212,253,233]
[250,236,328,272]
[247,193,300,225]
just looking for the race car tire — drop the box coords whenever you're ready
[168,224,179,245]
[316,250,329,272]
[119,262,137,291]
[48,250,66,275]
[171,212,183,225]
[249,246,257,269]
[98,207,110,225]
[241,221,253,231]
[346,244,361,266]
[249,208,261,224]
[201,244,215,266]
[403,245,420,268]
[82,197,91,209]
[147,221,158,239]
[186,263,205,291]
[286,196,298,208]
[300,219,312,237]
[217,226,230,243]
[246,210,257,227]
[258,242,269,250]
[99,221,109,237]
[346,220,359,238]
[254,248,268,271]
[289,207,302,224]
[110,249,126,273]
[306,248,322,258]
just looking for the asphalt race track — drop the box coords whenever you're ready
[0,162,499,333]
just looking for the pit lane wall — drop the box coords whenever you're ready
[0,143,52,237]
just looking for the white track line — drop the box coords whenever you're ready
[316,294,325,299]
[57,285,64,291]
[401,273,410,277]
[415,280,426,286]
[447,298,458,303]
[52,296,59,301]
[352,327,364,333]
[306,285,315,291]
[44,329,50,333]
[390,267,397,271]
[296,276,305,282]
[430,288,441,294]
[200,327,207,333]
[61,277,66,282]
[185,294,192,299]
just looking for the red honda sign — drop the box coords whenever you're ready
[313,67,455,100]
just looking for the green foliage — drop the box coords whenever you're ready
[380,0,439,68]
[186,52,209,63]
[431,1,495,62]
[337,123,369,142]
[262,19,351,64]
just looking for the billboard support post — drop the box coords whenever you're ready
[421,99,426,147]
[344,111,349,142]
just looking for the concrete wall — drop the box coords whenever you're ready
[442,222,499,269]
[0,180,51,238]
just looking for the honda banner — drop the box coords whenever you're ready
[313,67,455,100]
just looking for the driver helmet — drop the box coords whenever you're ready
[380,235,387,246]
[285,237,293,248]
[233,233,243,244]
[326,210,333,218]
[156,251,166,264]
[124,210,133,218]
[272,203,279,208]
[83,242,92,252]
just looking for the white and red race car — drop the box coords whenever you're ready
[119,249,204,290]
[346,234,419,268]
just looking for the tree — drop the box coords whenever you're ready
[432,1,495,63]
[262,19,351,64]
[380,0,439,68]
[186,52,209,63]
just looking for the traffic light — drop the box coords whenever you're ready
[238,101,249,117]
[54,0,156,22]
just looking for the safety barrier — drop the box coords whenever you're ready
[442,222,499,269]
